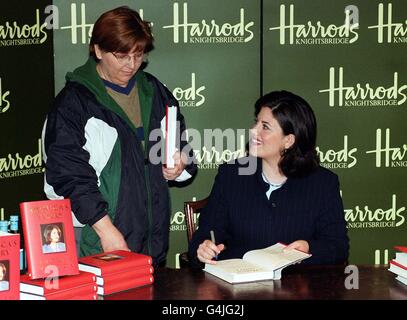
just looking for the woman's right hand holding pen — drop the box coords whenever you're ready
[197,240,225,264]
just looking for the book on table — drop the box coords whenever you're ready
[96,265,154,286]
[204,242,311,284]
[78,250,154,295]
[20,270,96,296]
[20,199,79,279]
[396,275,407,286]
[0,231,20,300]
[20,282,98,300]
[394,246,407,266]
[97,274,154,296]
[78,250,152,276]
[388,245,407,282]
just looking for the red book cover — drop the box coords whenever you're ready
[20,282,98,300]
[98,274,154,296]
[20,270,96,295]
[395,246,407,253]
[20,199,79,279]
[97,265,154,287]
[78,250,152,276]
[71,292,98,300]
[0,232,20,300]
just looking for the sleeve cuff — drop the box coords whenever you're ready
[175,169,192,182]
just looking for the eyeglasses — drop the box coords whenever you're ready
[111,52,145,65]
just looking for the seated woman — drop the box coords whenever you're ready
[188,90,349,267]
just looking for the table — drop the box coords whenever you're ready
[105,264,407,300]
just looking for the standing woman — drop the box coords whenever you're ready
[189,90,349,266]
[43,6,196,266]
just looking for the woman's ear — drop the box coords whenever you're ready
[284,134,295,149]
[94,44,103,60]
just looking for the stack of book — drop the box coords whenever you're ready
[0,231,20,300]
[20,271,98,300]
[78,250,154,296]
[388,245,407,286]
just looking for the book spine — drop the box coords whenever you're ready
[100,258,152,276]
[44,283,98,300]
[100,275,154,295]
[20,202,36,278]
[99,266,154,286]
[42,274,96,295]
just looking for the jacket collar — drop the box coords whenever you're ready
[65,57,153,135]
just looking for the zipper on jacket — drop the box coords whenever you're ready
[144,151,153,257]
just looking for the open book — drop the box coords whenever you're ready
[204,243,311,284]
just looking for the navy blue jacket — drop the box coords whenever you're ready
[188,157,349,266]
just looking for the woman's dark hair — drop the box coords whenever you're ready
[254,90,319,177]
[43,225,62,244]
[89,6,154,60]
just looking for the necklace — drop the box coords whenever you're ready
[262,172,286,187]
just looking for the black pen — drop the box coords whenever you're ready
[210,230,218,260]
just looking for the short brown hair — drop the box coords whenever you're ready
[89,6,154,60]
[43,224,62,244]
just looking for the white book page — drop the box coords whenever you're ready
[243,243,311,271]
[166,106,177,168]
[206,259,272,274]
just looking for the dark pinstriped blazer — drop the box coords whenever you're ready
[188,157,349,266]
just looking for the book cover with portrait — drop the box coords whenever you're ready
[78,250,152,276]
[20,199,79,279]
[0,231,20,300]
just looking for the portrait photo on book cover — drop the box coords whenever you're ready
[40,223,67,254]
[0,260,10,292]
[94,253,123,262]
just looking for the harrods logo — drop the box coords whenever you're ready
[0,9,48,47]
[163,2,254,44]
[172,73,206,108]
[268,4,359,45]
[0,139,44,179]
[317,135,358,169]
[345,194,406,229]
[319,67,407,107]
[60,3,93,44]
[366,129,407,168]
[170,210,191,232]
[59,3,147,45]
[191,130,247,170]
[0,78,11,114]
[368,3,407,44]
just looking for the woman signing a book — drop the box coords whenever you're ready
[189,90,349,266]
[42,6,196,266]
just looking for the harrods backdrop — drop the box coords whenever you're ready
[0,0,405,267]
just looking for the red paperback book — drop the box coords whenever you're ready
[98,274,154,296]
[96,265,154,286]
[20,199,79,279]
[78,250,152,276]
[0,232,20,300]
[20,270,96,295]
[20,282,98,300]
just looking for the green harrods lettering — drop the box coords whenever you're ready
[0,139,42,172]
[0,9,48,43]
[0,78,11,113]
